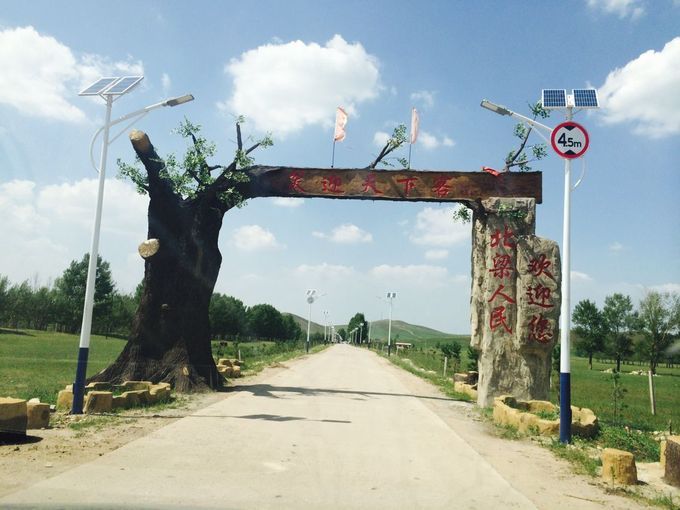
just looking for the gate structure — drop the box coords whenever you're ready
[243,167,560,407]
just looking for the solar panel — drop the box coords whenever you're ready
[542,89,567,109]
[573,89,599,108]
[79,77,119,96]
[102,76,143,95]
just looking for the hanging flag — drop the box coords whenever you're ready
[410,107,419,144]
[333,107,348,142]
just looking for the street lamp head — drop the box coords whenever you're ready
[480,99,512,117]
[164,94,194,107]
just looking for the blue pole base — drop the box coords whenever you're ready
[559,372,572,444]
[71,347,90,414]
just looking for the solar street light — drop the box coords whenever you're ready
[304,290,325,353]
[386,292,396,356]
[71,76,194,414]
[481,89,599,444]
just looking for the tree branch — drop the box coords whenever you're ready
[236,122,243,152]
[245,142,260,155]
[504,125,533,172]
[367,143,392,169]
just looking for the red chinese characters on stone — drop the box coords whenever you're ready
[431,175,451,198]
[526,284,554,309]
[289,171,306,193]
[490,306,512,334]
[528,254,555,281]
[528,314,553,343]
[489,254,513,280]
[362,173,383,195]
[321,174,344,194]
[396,176,418,196]
[490,226,515,249]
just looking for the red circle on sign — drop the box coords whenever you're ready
[550,121,589,159]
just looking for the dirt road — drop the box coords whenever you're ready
[1,345,649,509]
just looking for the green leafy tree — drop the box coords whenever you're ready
[246,304,285,340]
[637,291,680,374]
[441,341,462,372]
[502,102,550,173]
[603,293,635,372]
[281,314,303,342]
[0,275,10,325]
[347,313,368,344]
[53,254,115,334]
[572,299,607,370]
[209,294,246,339]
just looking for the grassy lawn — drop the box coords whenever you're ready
[0,329,326,404]
[0,328,127,403]
[557,357,680,432]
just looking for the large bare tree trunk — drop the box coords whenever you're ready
[91,131,224,391]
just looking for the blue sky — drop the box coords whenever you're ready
[1,1,678,333]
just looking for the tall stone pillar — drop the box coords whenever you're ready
[470,198,561,407]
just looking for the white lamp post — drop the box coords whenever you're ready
[386,292,396,356]
[72,76,194,414]
[480,91,598,444]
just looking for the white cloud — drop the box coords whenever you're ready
[370,264,449,287]
[271,197,304,208]
[0,26,143,122]
[295,263,355,279]
[231,225,282,251]
[313,224,373,244]
[586,0,645,19]
[373,131,390,147]
[424,249,449,260]
[410,90,435,108]
[417,130,455,150]
[571,271,593,282]
[409,206,470,247]
[598,37,680,138]
[223,35,381,137]
[648,283,680,294]
[161,73,171,95]
[609,241,624,252]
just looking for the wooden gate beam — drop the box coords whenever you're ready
[244,167,542,203]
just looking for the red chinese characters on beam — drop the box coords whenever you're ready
[362,173,383,195]
[396,176,418,196]
[289,171,305,193]
[321,174,344,194]
[431,176,451,198]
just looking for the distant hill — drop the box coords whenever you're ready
[282,313,467,345]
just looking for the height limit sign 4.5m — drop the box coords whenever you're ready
[550,121,589,159]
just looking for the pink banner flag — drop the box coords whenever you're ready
[410,107,419,144]
[334,107,348,142]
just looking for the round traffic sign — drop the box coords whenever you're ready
[550,121,589,159]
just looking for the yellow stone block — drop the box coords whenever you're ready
[602,448,637,485]
[112,395,128,410]
[56,390,74,412]
[27,402,50,429]
[121,389,150,407]
[119,381,153,391]
[0,397,27,435]
[231,365,241,378]
[84,391,113,414]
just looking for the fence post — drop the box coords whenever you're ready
[443,356,448,378]
[648,370,656,415]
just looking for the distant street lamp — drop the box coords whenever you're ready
[386,292,396,356]
[305,289,317,353]
[358,322,365,345]
[72,76,194,414]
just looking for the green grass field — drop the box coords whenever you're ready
[0,329,324,404]
[0,328,127,403]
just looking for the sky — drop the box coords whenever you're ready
[0,1,679,334]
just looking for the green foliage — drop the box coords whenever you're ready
[117,117,271,209]
[548,439,600,476]
[503,101,550,172]
[599,424,660,462]
[637,291,680,374]
[466,344,479,371]
[376,124,409,168]
[452,205,471,224]
[603,293,636,371]
[573,299,607,368]
[209,294,246,338]
[610,370,628,425]
[347,312,368,343]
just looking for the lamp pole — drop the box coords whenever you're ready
[72,78,193,414]
[386,292,396,356]
[480,96,594,444]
